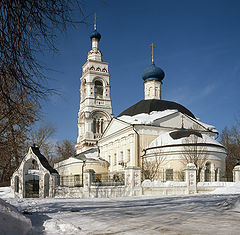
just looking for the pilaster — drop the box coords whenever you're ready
[184,163,197,194]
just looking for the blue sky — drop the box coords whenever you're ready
[40,0,240,143]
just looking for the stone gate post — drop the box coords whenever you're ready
[184,163,197,194]
[125,167,141,196]
[83,169,95,197]
[233,165,240,182]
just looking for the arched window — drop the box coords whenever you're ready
[204,162,211,182]
[155,87,158,97]
[15,176,19,193]
[93,118,96,133]
[101,119,104,133]
[81,79,86,100]
[92,117,105,136]
[94,80,103,98]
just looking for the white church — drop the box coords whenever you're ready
[54,20,226,183]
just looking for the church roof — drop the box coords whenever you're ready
[31,146,59,174]
[148,130,224,149]
[142,63,165,82]
[75,148,108,163]
[75,148,99,161]
[118,99,195,118]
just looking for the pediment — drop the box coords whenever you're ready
[153,112,209,131]
[102,118,131,138]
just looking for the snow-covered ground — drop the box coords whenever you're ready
[0,187,32,235]
[1,186,240,234]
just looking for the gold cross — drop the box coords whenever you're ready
[150,43,155,64]
[94,13,97,30]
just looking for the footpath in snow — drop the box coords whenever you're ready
[1,185,240,234]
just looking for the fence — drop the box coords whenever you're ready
[91,172,125,186]
[60,175,83,187]
[144,170,185,182]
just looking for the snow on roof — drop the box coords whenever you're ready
[148,131,223,149]
[118,110,178,125]
[75,148,98,161]
[75,148,107,163]
[194,119,218,133]
[27,169,39,175]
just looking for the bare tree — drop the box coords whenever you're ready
[0,0,86,112]
[0,0,88,183]
[181,133,207,182]
[220,122,240,180]
[55,140,76,162]
[28,124,56,166]
[142,149,165,180]
[0,93,39,184]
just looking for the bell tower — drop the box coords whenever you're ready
[76,15,113,154]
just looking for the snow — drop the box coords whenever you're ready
[210,182,240,194]
[0,186,14,199]
[142,180,187,187]
[28,169,40,175]
[118,111,218,134]
[148,131,223,148]
[195,119,218,133]
[198,182,235,187]
[118,110,178,124]
[1,186,240,234]
[187,163,196,168]
[84,151,98,159]
[0,197,32,235]
[43,220,81,235]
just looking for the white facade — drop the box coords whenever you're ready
[98,111,226,181]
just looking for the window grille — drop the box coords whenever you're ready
[166,169,173,181]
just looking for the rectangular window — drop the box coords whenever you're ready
[119,151,123,162]
[114,154,117,166]
[74,175,81,186]
[108,155,111,165]
[166,169,173,181]
[127,149,130,162]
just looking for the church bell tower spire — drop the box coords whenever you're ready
[76,15,113,154]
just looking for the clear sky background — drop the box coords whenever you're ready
[39,0,240,143]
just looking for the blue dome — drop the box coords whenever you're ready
[90,30,101,41]
[142,63,165,82]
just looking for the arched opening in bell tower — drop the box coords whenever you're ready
[93,118,104,134]
[94,80,103,99]
[91,111,111,139]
